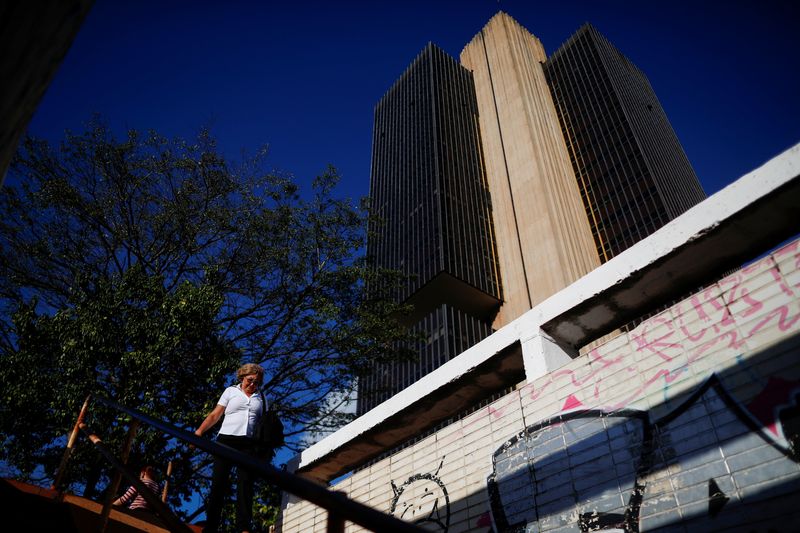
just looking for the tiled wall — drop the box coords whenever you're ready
[281,238,800,532]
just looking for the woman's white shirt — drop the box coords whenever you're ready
[217,385,266,437]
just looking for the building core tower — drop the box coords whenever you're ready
[461,12,601,329]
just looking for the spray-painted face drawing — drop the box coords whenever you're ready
[391,459,450,532]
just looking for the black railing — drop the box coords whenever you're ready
[82,396,423,533]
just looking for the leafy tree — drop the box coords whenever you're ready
[0,120,415,515]
[4,266,236,500]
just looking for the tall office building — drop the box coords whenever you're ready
[358,44,501,414]
[358,13,705,415]
[544,24,706,261]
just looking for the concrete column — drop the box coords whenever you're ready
[521,328,576,382]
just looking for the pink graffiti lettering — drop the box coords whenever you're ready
[529,241,800,440]
[631,317,682,362]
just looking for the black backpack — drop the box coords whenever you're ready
[255,392,285,455]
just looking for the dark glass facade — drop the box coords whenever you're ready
[358,44,501,415]
[545,24,706,262]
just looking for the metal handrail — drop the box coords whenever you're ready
[93,396,423,533]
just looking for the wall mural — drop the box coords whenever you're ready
[518,247,800,422]
[488,409,649,532]
[330,245,800,533]
[379,248,800,532]
[276,245,800,533]
[390,458,451,532]
[484,247,800,532]
[487,376,800,532]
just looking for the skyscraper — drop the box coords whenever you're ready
[358,44,501,414]
[358,13,705,415]
[544,24,706,261]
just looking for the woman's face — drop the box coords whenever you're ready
[242,373,262,395]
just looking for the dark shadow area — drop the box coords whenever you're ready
[0,479,79,532]
[0,477,183,532]
[0,1,94,183]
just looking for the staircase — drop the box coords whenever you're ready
[1,478,201,532]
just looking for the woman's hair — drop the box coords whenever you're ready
[141,465,156,478]
[236,363,265,383]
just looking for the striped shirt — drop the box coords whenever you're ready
[117,478,160,510]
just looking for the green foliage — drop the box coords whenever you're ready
[1,266,237,500]
[0,119,417,511]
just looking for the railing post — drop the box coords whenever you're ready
[51,395,91,491]
[161,460,173,503]
[98,419,139,533]
[327,510,345,533]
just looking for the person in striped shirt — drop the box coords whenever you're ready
[113,465,160,510]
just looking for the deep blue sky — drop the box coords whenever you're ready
[27,0,800,200]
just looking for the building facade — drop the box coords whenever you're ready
[544,23,707,261]
[358,44,501,414]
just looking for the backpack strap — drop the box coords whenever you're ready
[259,389,267,415]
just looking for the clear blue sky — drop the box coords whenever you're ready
[26,0,800,201]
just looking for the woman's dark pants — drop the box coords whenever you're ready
[204,434,258,532]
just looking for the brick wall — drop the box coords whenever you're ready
[281,237,800,532]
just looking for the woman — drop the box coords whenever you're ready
[195,363,266,533]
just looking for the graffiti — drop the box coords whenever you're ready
[281,240,800,533]
[519,247,800,449]
[488,409,651,532]
[390,458,450,532]
[483,242,800,531]
[488,376,800,532]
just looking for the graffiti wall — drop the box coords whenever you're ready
[280,239,800,532]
